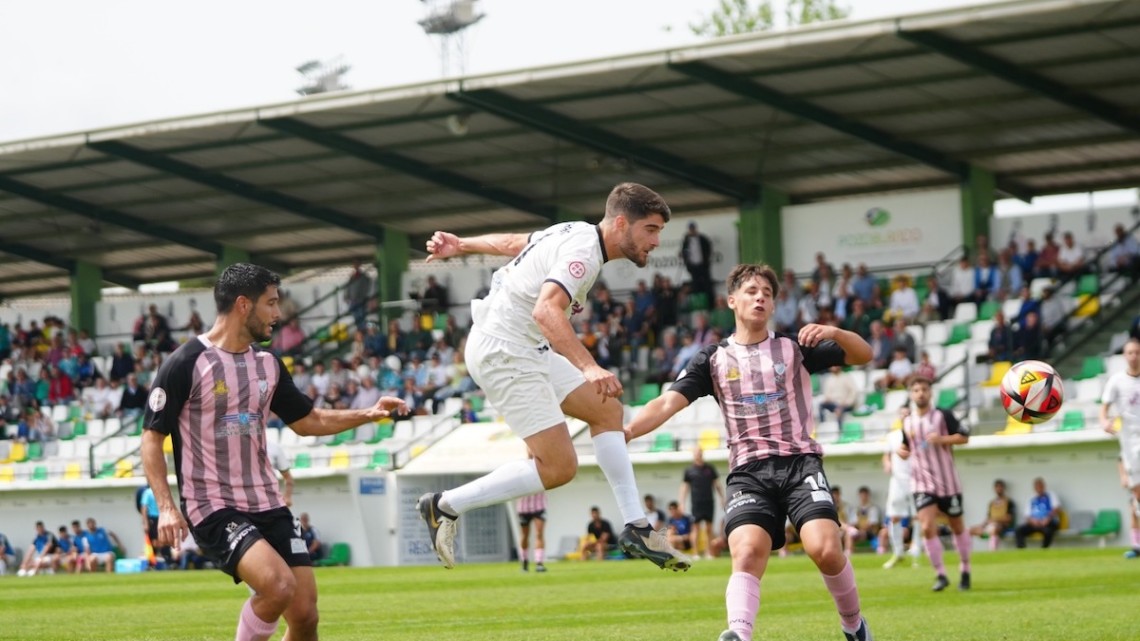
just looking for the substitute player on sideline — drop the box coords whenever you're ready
[898,375,972,592]
[141,264,405,641]
[625,264,875,641]
[1100,337,1140,558]
[417,182,690,572]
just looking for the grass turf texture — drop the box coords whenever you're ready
[1,548,1133,641]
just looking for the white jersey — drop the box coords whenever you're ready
[1102,371,1140,446]
[472,222,606,348]
[886,429,910,485]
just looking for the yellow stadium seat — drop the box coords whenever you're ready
[995,415,1033,436]
[982,361,1012,388]
[282,355,294,373]
[0,465,14,483]
[1074,294,1099,318]
[698,429,720,451]
[64,463,83,481]
[163,435,174,455]
[329,449,351,469]
[114,459,134,478]
[411,444,426,459]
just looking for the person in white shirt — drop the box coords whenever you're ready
[876,347,914,390]
[886,276,919,323]
[82,377,117,419]
[416,183,690,571]
[819,366,859,426]
[881,418,921,568]
[948,256,976,307]
[350,376,383,411]
[309,362,330,397]
[1057,231,1085,277]
[1100,337,1140,557]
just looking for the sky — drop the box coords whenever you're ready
[0,0,1133,215]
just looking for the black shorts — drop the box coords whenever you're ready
[192,507,310,584]
[691,504,715,524]
[518,510,545,527]
[723,454,839,550]
[913,492,964,517]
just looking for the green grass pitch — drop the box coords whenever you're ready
[1,548,1134,640]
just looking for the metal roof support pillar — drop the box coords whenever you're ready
[739,188,787,273]
[961,166,995,257]
[216,245,252,277]
[377,231,409,324]
[70,261,102,335]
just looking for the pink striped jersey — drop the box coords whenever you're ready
[144,336,314,525]
[517,492,547,514]
[669,332,845,470]
[901,408,968,496]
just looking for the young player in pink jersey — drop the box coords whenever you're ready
[626,264,875,641]
[898,375,972,592]
[141,263,406,641]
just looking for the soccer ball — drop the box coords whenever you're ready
[1000,360,1064,424]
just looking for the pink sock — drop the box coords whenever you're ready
[1131,528,1140,548]
[535,548,544,563]
[519,547,528,563]
[235,598,278,641]
[953,530,972,573]
[988,532,998,551]
[820,559,863,632]
[924,536,946,575]
[725,572,760,641]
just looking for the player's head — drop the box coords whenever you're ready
[603,182,670,267]
[668,501,681,516]
[993,479,1006,496]
[1124,338,1140,372]
[214,263,282,343]
[907,375,933,408]
[726,263,779,327]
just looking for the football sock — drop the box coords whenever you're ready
[1131,528,1140,549]
[889,520,904,557]
[535,548,544,564]
[235,598,278,641]
[924,536,946,575]
[440,459,544,515]
[518,546,528,563]
[989,527,999,551]
[726,571,760,641]
[592,431,650,528]
[953,530,972,573]
[821,558,863,632]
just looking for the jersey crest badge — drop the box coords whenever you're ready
[568,261,586,279]
[726,367,740,381]
[148,387,167,412]
[214,380,228,396]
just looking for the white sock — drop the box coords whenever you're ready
[440,459,544,515]
[592,431,649,527]
[889,520,904,557]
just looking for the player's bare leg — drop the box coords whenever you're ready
[801,519,873,641]
[281,567,319,641]
[235,541,294,641]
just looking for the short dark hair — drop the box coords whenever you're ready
[71,520,81,528]
[605,182,671,223]
[726,264,780,296]
[907,374,934,388]
[214,263,281,314]
[668,501,679,509]
[858,486,870,494]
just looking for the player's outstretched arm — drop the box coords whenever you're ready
[291,397,408,437]
[426,231,531,261]
[625,391,691,443]
[798,324,872,365]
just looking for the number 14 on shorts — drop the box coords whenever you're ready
[803,473,833,503]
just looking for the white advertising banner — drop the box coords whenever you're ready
[780,189,962,273]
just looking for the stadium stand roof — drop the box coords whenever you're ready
[0,0,1137,297]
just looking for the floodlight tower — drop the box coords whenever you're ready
[418,0,485,77]
[296,56,352,96]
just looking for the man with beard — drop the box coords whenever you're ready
[141,263,406,641]
[417,183,690,572]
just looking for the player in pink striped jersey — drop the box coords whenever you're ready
[141,263,406,641]
[898,375,972,592]
[626,264,875,641]
[516,490,547,572]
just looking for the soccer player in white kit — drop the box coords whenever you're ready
[880,425,920,568]
[1100,337,1140,558]
[417,183,690,571]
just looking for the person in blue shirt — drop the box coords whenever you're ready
[666,501,696,553]
[140,485,173,567]
[0,531,16,575]
[68,520,89,574]
[51,526,74,573]
[17,521,57,576]
[83,517,122,573]
[1015,478,1062,549]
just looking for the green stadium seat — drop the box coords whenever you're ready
[433,313,449,330]
[125,415,143,437]
[365,421,394,444]
[72,421,87,437]
[1076,273,1099,297]
[69,405,83,420]
[943,323,972,346]
[1060,411,1085,432]
[636,383,661,406]
[852,390,884,417]
[293,453,312,469]
[96,462,115,479]
[330,429,356,446]
[314,542,351,567]
[31,466,48,481]
[977,300,1000,321]
[1080,510,1122,540]
[936,389,959,410]
[649,432,675,453]
[837,422,864,444]
[469,395,484,412]
[811,374,821,395]
[368,449,391,470]
[1074,357,1106,380]
[27,441,44,460]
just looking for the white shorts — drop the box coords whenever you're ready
[89,551,114,566]
[885,479,913,518]
[1121,444,1140,489]
[465,328,586,439]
